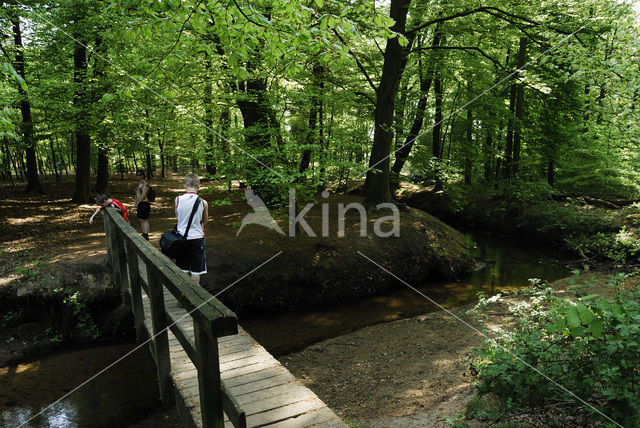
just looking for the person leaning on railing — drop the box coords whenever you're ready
[89,194,129,225]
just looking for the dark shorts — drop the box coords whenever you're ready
[175,238,207,275]
[137,201,151,220]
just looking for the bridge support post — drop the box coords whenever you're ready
[103,214,119,287]
[147,265,174,404]
[126,240,146,341]
[114,231,131,308]
[195,318,224,428]
[103,214,113,267]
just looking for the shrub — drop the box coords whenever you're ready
[573,227,640,264]
[468,275,640,427]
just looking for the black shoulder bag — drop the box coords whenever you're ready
[160,197,201,259]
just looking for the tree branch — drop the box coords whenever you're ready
[146,0,204,79]
[332,29,377,92]
[407,7,539,36]
[231,0,270,29]
[409,45,506,71]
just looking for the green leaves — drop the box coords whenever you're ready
[2,63,27,91]
[565,305,582,328]
[469,278,640,425]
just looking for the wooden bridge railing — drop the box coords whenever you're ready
[103,207,246,428]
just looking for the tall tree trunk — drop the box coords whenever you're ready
[299,65,323,174]
[95,145,109,193]
[158,125,166,178]
[12,13,42,194]
[219,108,230,178]
[483,128,493,181]
[362,0,411,205]
[317,98,329,190]
[464,107,473,185]
[390,24,439,191]
[69,133,75,173]
[394,79,409,151]
[145,149,153,177]
[235,77,280,202]
[432,67,444,190]
[117,147,124,180]
[17,150,26,181]
[3,138,15,185]
[72,41,91,203]
[49,138,60,182]
[37,156,45,177]
[55,136,67,176]
[503,84,516,179]
[512,37,527,177]
[204,52,216,175]
[298,102,317,174]
[582,83,590,134]
[143,109,153,178]
[432,69,443,160]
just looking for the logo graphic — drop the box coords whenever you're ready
[237,188,285,236]
[237,188,400,238]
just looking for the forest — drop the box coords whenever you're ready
[2,0,640,427]
[2,0,639,204]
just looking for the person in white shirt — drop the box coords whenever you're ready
[174,173,209,284]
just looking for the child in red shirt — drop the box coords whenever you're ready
[89,194,129,224]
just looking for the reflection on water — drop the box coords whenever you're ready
[242,233,570,356]
[0,343,161,428]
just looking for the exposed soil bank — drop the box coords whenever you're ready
[0,257,134,366]
[396,186,620,251]
[202,194,477,315]
[1,178,476,360]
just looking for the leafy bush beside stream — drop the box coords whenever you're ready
[467,274,640,427]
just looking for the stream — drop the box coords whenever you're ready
[0,233,570,427]
[241,232,570,356]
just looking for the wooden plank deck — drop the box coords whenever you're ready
[140,286,347,428]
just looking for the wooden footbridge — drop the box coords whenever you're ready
[103,207,346,428]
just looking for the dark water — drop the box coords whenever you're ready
[0,343,161,428]
[0,233,570,427]
[241,233,570,356]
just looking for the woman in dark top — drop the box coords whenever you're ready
[135,169,151,240]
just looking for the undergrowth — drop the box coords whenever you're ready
[467,273,640,427]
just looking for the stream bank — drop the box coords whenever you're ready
[280,272,616,428]
[396,185,633,267]
[0,256,134,367]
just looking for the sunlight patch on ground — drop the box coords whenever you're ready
[301,314,340,327]
[221,213,245,221]
[8,215,50,225]
[15,362,40,374]
[0,274,20,286]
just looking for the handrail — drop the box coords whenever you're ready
[103,207,244,428]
